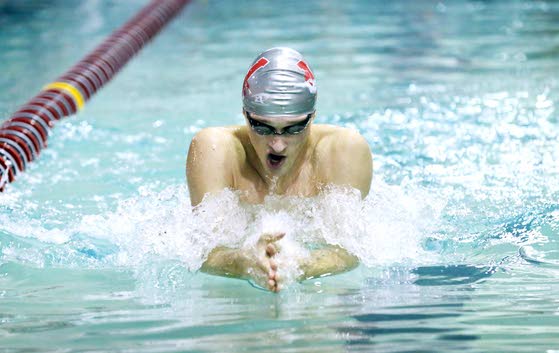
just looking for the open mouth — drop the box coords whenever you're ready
[267,153,286,169]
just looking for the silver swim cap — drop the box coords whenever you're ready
[242,47,317,116]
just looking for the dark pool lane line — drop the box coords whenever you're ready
[0,0,191,192]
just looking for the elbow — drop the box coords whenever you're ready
[342,251,359,271]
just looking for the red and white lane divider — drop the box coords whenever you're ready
[0,0,190,191]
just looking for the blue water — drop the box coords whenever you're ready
[1,0,559,352]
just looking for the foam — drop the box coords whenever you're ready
[68,178,443,289]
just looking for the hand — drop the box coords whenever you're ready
[252,232,284,292]
[200,233,287,293]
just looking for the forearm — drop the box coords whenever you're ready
[200,234,283,292]
[200,246,250,279]
[299,246,359,280]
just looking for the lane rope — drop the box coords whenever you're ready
[43,82,86,111]
[0,0,190,192]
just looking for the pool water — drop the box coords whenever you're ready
[1,0,559,352]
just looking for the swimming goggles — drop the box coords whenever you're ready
[246,111,313,136]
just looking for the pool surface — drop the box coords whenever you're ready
[1,0,558,352]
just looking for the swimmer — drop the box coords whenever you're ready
[187,47,372,292]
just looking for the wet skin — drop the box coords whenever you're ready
[187,112,372,291]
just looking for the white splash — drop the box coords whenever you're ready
[0,176,444,291]
[72,178,442,286]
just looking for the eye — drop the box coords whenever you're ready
[284,115,311,134]
[248,117,275,135]
[254,126,274,135]
[250,118,263,127]
[284,124,306,134]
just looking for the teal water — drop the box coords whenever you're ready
[1,0,559,352]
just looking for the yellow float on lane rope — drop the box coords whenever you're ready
[43,82,85,110]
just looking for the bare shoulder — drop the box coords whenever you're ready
[315,125,370,153]
[186,126,244,206]
[313,125,373,197]
[189,127,242,155]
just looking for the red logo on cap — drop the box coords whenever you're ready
[243,58,269,96]
[297,60,315,86]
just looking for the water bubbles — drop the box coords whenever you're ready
[56,121,94,142]
[519,245,559,267]
[7,179,431,291]
[536,93,553,110]
[0,217,69,244]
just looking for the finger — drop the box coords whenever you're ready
[256,258,270,273]
[268,279,276,291]
[266,244,277,257]
[270,258,277,271]
[259,232,285,244]
[270,232,285,242]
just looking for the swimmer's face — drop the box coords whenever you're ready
[244,110,315,175]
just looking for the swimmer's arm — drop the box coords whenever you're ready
[186,128,235,206]
[201,233,283,279]
[298,245,359,280]
[200,246,252,279]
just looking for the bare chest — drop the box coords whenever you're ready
[232,163,320,204]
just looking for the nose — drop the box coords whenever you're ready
[268,136,287,153]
